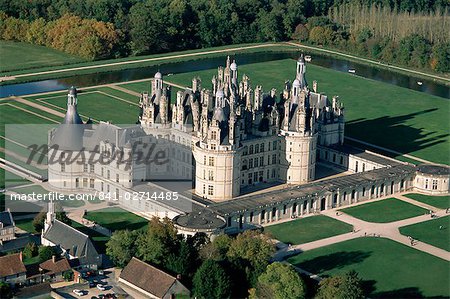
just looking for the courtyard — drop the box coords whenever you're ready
[399,215,450,251]
[287,237,449,298]
[403,193,450,210]
[264,215,353,245]
[339,198,427,223]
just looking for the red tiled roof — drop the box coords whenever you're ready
[39,257,71,275]
[120,258,176,298]
[0,253,26,277]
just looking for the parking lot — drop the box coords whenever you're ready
[54,268,128,298]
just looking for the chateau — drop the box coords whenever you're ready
[139,55,344,200]
[47,56,450,237]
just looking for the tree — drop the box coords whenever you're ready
[430,43,450,73]
[308,26,333,45]
[316,270,365,299]
[33,211,46,232]
[200,234,232,261]
[0,281,12,299]
[136,217,179,265]
[23,242,38,260]
[292,24,309,42]
[227,230,275,286]
[106,229,141,268]
[38,246,56,262]
[254,262,306,299]
[193,259,231,299]
[166,238,200,278]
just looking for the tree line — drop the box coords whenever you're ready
[1,0,448,61]
[105,216,366,298]
[292,5,450,72]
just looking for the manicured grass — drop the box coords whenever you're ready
[84,207,148,232]
[168,59,450,164]
[287,238,449,298]
[0,169,30,188]
[400,216,450,251]
[23,255,41,265]
[0,41,84,73]
[36,91,139,123]
[339,198,427,223]
[265,215,353,245]
[404,193,450,210]
[15,218,38,233]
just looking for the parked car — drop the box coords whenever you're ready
[73,289,85,296]
[97,284,107,291]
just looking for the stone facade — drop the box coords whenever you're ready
[140,55,344,201]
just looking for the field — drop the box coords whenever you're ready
[264,215,353,245]
[287,238,449,298]
[339,198,427,223]
[404,193,450,209]
[399,216,450,251]
[166,59,450,164]
[84,207,148,232]
[0,41,84,73]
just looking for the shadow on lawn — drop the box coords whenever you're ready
[346,108,448,160]
[292,250,371,273]
[372,286,448,299]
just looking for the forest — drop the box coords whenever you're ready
[0,0,448,72]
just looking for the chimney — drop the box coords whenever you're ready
[19,251,23,261]
[52,255,57,263]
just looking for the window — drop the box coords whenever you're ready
[84,164,88,172]
[101,182,104,191]
[208,185,214,196]
[249,159,253,168]
[203,155,207,165]
[273,140,277,150]
[211,144,216,150]
[362,163,365,172]
[272,154,276,164]
[355,161,359,172]
[208,170,214,181]
[211,131,217,140]
[101,167,104,177]
[260,156,264,166]
[340,156,344,165]
[254,158,259,167]
[202,184,205,194]
[90,179,94,188]
[107,170,110,179]
[333,153,336,162]
[116,174,119,183]
[260,143,265,152]
[425,179,429,189]
[255,144,259,153]
[208,157,215,166]
[61,164,65,172]
[253,172,258,182]
[267,155,271,165]
[90,164,94,173]
[75,178,79,188]
[249,145,254,154]
[432,180,438,190]
[83,178,88,187]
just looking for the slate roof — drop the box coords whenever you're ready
[0,234,41,253]
[120,257,181,298]
[0,253,26,278]
[42,220,99,265]
[0,210,14,227]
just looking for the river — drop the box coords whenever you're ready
[0,52,449,99]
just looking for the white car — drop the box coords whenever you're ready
[73,289,84,296]
[97,284,107,291]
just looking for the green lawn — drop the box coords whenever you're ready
[287,238,449,298]
[15,217,38,233]
[84,207,148,232]
[34,90,139,123]
[0,169,30,188]
[340,198,427,223]
[404,193,450,210]
[265,215,353,245]
[0,41,84,72]
[399,216,450,251]
[168,59,450,164]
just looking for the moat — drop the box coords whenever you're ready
[0,51,449,98]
